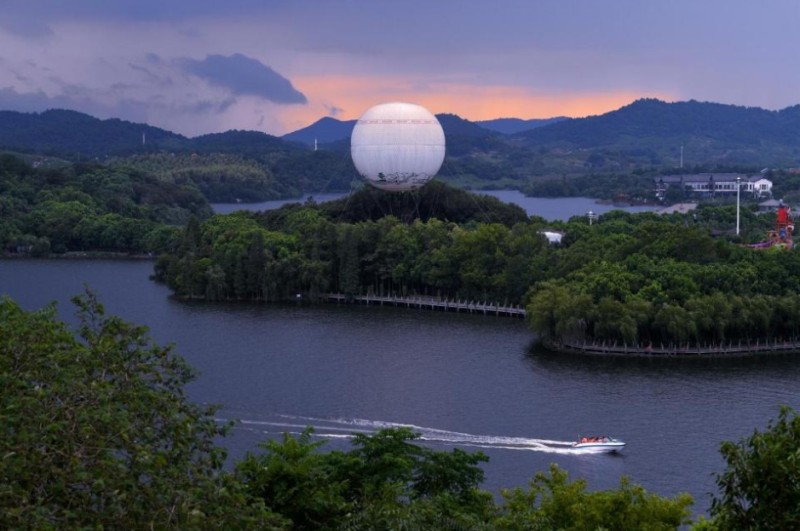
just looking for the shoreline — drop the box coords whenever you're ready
[2,252,156,260]
[542,338,800,358]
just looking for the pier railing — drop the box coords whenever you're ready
[554,338,800,357]
[324,293,526,318]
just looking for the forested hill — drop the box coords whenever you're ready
[515,98,800,150]
[281,112,500,149]
[6,101,800,198]
[0,109,186,158]
[282,116,356,145]
[476,116,569,134]
[8,101,800,161]
[0,109,304,160]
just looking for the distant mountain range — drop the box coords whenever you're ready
[280,113,568,146]
[282,116,355,145]
[475,117,569,134]
[515,99,800,148]
[0,109,303,160]
[2,99,800,194]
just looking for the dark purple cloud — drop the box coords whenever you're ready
[326,105,344,117]
[1,0,274,22]
[177,54,306,104]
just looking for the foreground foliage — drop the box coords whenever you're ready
[709,406,800,530]
[236,428,693,530]
[7,293,800,529]
[0,294,697,529]
[0,292,280,529]
[235,427,495,530]
[497,464,693,530]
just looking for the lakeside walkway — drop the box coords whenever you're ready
[554,338,800,357]
[324,293,527,318]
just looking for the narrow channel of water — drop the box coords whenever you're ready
[212,191,659,221]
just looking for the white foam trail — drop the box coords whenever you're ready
[218,414,586,454]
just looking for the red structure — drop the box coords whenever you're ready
[751,204,793,249]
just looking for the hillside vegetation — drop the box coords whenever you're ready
[0,155,210,255]
[4,99,800,204]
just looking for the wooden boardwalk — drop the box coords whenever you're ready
[324,293,526,318]
[554,339,800,357]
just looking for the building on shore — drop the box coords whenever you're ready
[654,173,772,201]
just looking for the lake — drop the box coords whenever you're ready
[212,190,660,221]
[2,258,798,519]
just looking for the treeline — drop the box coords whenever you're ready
[522,164,774,202]
[528,208,800,348]
[4,294,797,529]
[0,155,210,255]
[154,207,549,304]
[111,152,292,203]
[114,149,357,202]
[523,172,658,201]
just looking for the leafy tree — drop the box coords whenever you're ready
[338,225,361,297]
[236,429,347,530]
[496,464,693,530]
[235,426,497,530]
[709,406,800,530]
[0,291,279,530]
[527,282,571,339]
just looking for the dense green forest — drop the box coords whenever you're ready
[109,148,358,203]
[6,292,799,529]
[6,296,800,531]
[0,155,209,255]
[526,209,800,349]
[153,183,539,304]
[153,178,797,349]
[110,152,292,203]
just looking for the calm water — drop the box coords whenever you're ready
[213,191,659,221]
[212,192,349,215]
[2,259,798,519]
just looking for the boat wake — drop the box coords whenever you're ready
[217,413,593,455]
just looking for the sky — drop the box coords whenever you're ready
[1,0,799,137]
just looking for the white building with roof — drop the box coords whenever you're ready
[654,173,772,200]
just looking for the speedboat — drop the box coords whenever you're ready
[573,436,625,453]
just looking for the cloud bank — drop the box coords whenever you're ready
[177,54,306,104]
[1,1,799,136]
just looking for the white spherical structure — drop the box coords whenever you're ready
[350,102,445,192]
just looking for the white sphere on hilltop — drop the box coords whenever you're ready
[350,102,446,192]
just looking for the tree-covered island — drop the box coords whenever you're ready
[152,180,800,354]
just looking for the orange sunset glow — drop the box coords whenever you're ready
[283,74,676,132]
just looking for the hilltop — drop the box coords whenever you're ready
[3,99,800,202]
